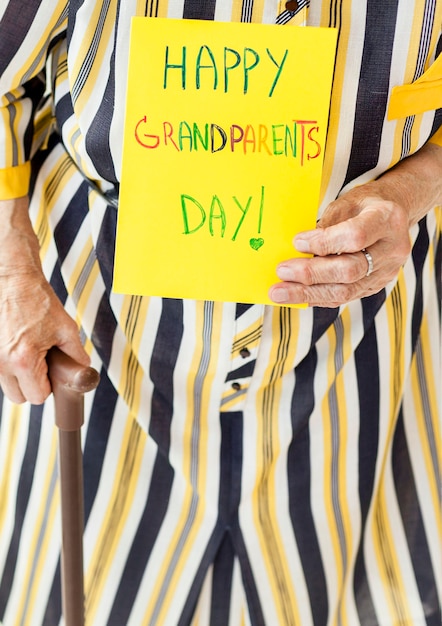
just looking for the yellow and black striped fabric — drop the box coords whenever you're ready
[0,1,441,624]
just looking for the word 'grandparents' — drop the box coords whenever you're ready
[135,117,321,163]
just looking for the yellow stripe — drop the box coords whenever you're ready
[85,415,146,623]
[320,307,359,626]
[334,309,353,626]
[64,237,95,293]
[70,0,119,113]
[252,307,302,626]
[370,275,411,623]
[386,275,408,412]
[33,153,77,259]
[0,404,23,534]
[117,294,149,414]
[410,315,441,535]
[371,484,413,623]
[318,0,353,205]
[75,262,100,320]
[321,326,344,618]
[16,429,59,626]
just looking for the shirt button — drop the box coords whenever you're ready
[285,0,299,10]
[239,347,251,358]
[232,382,241,391]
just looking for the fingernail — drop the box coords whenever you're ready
[276,265,292,281]
[294,238,311,253]
[270,287,289,303]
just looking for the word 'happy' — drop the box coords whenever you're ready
[163,45,289,96]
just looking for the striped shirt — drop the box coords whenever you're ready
[0,1,441,625]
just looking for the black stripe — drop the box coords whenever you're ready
[311,306,339,345]
[210,533,235,624]
[241,0,254,23]
[353,319,379,624]
[143,0,160,17]
[149,298,184,452]
[42,572,62,626]
[67,0,87,42]
[411,219,429,350]
[182,0,217,21]
[83,369,118,522]
[210,411,244,622]
[235,303,254,318]
[225,360,256,381]
[108,452,175,625]
[91,293,118,367]
[53,181,89,263]
[430,40,442,137]
[344,1,399,185]
[55,92,76,134]
[175,525,226,626]
[95,204,118,292]
[0,405,44,617]
[355,318,380,520]
[230,515,265,626]
[49,259,69,305]
[0,0,43,73]
[392,411,441,624]
[219,411,243,523]
[436,227,441,306]
[288,348,329,626]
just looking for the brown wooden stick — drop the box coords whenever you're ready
[47,347,100,626]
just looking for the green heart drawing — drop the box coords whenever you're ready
[249,237,264,251]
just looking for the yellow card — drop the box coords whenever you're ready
[114,18,337,304]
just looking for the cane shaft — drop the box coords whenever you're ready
[58,428,85,626]
[48,348,99,626]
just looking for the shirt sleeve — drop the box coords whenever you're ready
[0,0,68,199]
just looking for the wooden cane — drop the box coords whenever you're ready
[47,347,100,626]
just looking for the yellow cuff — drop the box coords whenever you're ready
[0,162,31,200]
[429,125,442,148]
[388,55,442,120]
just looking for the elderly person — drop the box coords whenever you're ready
[0,0,441,624]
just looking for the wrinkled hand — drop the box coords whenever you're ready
[0,197,90,404]
[269,141,442,308]
[269,187,411,307]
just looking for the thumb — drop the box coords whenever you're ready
[56,334,91,368]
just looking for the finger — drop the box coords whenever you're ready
[269,279,380,307]
[276,251,374,286]
[13,354,52,404]
[0,374,26,404]
[295,197,409,257]
[294,215,380,257]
